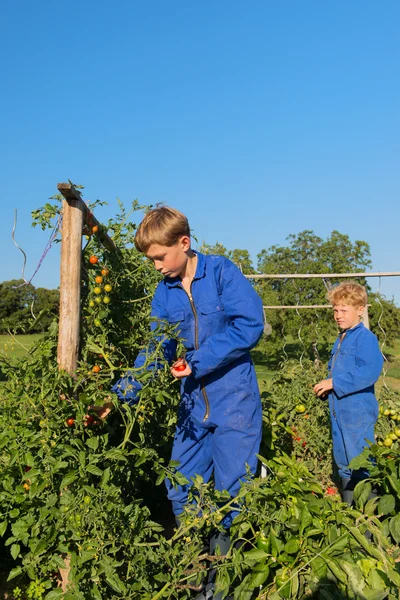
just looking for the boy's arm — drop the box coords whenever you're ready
[112,286,178,403]
[332,332,383,399]
[185,259,264,379]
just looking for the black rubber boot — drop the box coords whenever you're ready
[341,477,354,506]
[194,531,231,600]
[341,477,378,506]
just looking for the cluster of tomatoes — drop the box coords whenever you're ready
[87,256,113,326]
[377,403,400,447]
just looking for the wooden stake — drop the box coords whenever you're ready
[57,196,84,374]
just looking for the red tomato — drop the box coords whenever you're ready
[92,365,101,373]
[89,255,98,264]
[174,364,186,372]
[66,417,75,427]
[95,276,103,284]
[101,268,110,276]
[92,225,99,233]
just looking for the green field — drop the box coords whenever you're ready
[0,333,42,360]
[1,334,400,394]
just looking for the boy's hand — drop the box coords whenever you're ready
[171,358,192,379]
[313,378,333,398]
[84,398,114,425]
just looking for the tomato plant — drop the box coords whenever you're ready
[2,192,400,599]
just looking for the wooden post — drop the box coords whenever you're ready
[57,195,84,374]
[56,183,118,375]
[362,305,370,330]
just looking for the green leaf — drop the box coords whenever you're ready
[354,481,371,510]
[362,592,387,600]
[378,494,396,516]
[339,560,365,596]
[60,471,78,489]
[0,520,8,536]
[323,534,349,556]
[86,437,99,451]
[45,590,63,600]
[7,566,23,581]
[299,507,312,534]
[283,538,299,555]
[11,520,28,538]
[106,572,127,594]
[233,573,255,600]
[10,543,20,560]
[242,548,269,564]
[389,514,400,543]
[249,563,269,587]
[86,464,103,476]
[100,467,111,488]
[367,568,388,591]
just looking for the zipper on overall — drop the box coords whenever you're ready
[185,284,210,422]
[329,331,346,419]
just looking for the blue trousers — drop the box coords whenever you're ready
[329,394,377,479]
[166,393,262,528]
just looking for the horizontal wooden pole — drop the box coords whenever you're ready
[247,272,400,279]
[263,303,371,309]
[57,183,118,253]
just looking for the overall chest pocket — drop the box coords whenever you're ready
[168,310,192,346]
[334,348,356,373]
[198,301,226,339]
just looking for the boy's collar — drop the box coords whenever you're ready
[164,251,206,287]
[340,321,364,334]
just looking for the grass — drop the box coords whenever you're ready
[0,333,41,360]
[1,333,400,396]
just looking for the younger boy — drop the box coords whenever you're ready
[313,282,383,504]
[113,206,264,596]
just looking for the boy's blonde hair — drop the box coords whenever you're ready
[134,205,190,253]
[327,281,368,307]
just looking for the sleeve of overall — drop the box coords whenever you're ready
[111,284,177,403]
[333,331,384,399]
[185,259,264,380]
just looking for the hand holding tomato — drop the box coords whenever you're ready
[84,399,114,425]
[171,359,191,378]
[313,378,333,398]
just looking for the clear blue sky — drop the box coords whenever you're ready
[1,0,399,303]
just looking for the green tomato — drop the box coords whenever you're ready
[103,296,111,304]
[94,319,101,327]
[295,404,306,414]
[256,533,270,553]
[89,300,95,308]
[93,287,102,295]
[276,573,291,598]
[84,496,91,504]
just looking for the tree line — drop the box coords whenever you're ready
[1,229,399,354]
[0,280,59,334]
[200,230,400,364]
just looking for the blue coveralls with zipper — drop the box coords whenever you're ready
[328,322,383,482]
[112,252,264,527]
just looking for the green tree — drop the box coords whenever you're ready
[0,280,59,334]
[257,230,400,364]
[199,242,255,274]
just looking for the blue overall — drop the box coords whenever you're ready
[112,252,264,527]
[328,322,383,480]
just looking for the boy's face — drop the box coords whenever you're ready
[146,236,191,279]
[333,303,364,330]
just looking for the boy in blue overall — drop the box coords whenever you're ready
[113,206,264,599]
[313,282,383,504]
